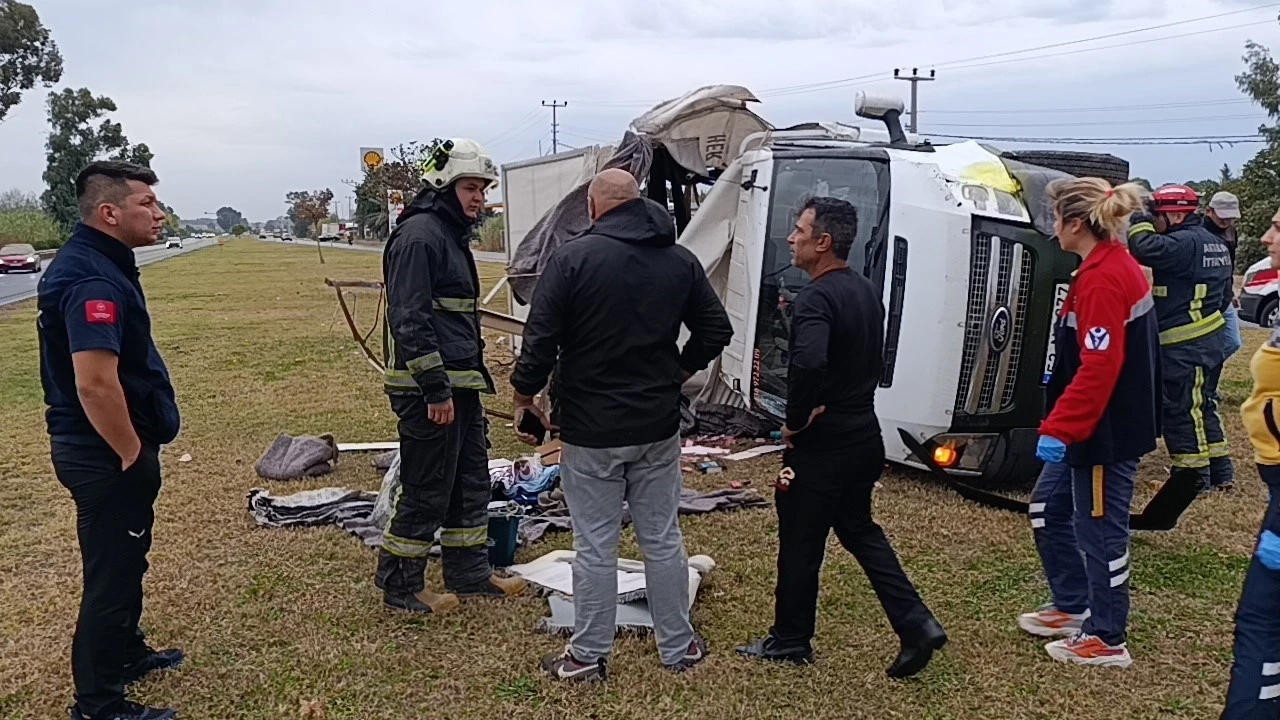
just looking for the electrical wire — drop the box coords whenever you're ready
[924,99,1255,114]
[927,132,1267,145]
[480,110,542,147]
[928,113,1269,129]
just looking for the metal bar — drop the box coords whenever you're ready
[325,279,384,290]
[965,235,1002,414]
[991,242,1023,408]
[480,308,526,335]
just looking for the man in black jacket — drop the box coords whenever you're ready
[376,138,525,615]
[736,196,947,678]
[512,169,733,681]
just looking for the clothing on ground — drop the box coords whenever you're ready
[53,442,163,717]
[377,390,492,594]
[556,434,695,667]
[771,439,936,646]
[784,267,883,450]
[38,223,181,448]
[253,433,339,480]
[1030,461,1137,646]
[511,196,733,449]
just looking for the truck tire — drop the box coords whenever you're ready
[1000,150,1130,186]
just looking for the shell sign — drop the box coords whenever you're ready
[360,147,385,173]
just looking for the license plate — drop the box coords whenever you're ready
[1042,283,1069,384]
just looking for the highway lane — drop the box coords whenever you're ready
[0,238,216,308]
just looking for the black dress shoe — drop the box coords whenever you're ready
[122,647,184,686]
[735,634,814,666]
[887,618,948,679]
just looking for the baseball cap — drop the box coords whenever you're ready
[1209,191,1241,219]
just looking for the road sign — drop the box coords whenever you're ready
[361,147,385,173]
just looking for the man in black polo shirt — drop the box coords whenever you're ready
[39,161,183,720]
[737,196,946,678]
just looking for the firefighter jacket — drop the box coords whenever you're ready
[1242,323,1280,465]
[382,187,494,401]
[1041,241,1161,466]
[1127,214,1233,346]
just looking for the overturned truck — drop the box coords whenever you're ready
[491,85,1134,490]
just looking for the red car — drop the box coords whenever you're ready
[0,243,41,273]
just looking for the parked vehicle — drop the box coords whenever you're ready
[1240,256,1279,329]
[0,243,41,273]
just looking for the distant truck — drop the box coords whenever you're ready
[319,223,341,242]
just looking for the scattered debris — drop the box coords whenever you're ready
[723,444,786,461]
[681,445,730,456]
[336,441,399,453]
[697,461,724,474]
[178,453,193,463]
[254,433,339,480]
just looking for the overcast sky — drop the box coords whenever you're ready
[0,0,1276,222]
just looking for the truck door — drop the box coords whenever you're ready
[750,154,890,418]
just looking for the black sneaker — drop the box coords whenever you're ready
[122,647,184,686]
[541,646,606,682]
[69,699,177,719]
[665,636,709,673]
[735,634,814,666]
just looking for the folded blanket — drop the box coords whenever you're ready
[254,433,339,480]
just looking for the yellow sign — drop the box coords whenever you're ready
[360,147,385,172]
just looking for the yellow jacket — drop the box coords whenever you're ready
[1241,329,1280,465]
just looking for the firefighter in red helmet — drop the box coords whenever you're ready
[1127,184,1235,529]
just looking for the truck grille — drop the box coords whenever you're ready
[955,233,1034,415]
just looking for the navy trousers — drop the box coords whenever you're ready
[1221,464,1280,719]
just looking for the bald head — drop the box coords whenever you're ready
[587,169,640,221]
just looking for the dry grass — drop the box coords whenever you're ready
[0,239,1267,719]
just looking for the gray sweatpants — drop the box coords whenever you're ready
[559,434,694,666]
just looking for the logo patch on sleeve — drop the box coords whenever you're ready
[85,300,117,324]
[1084,327,1111,351]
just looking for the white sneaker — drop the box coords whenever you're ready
[1045,633,1133,668]
[1017,603,1090,638]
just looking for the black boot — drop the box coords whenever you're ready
[122,646,184,686]
[887,617,948,679]
[70,700,177,719]
[1132,468,1205,531]
[735,634,814,666]
[375,550,425,593]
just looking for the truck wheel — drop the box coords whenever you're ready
[1261,296,1279,329]
[1000,150,1130,186]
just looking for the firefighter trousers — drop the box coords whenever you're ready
[1162,338,1233,488]
[1030,461,1137,647]
[376,390,492,595]
[1221,464,1280,719]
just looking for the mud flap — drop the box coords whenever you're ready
[897,429,1198,531]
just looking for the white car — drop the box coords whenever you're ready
[1240,257,1279,328]
[165,237,183,249]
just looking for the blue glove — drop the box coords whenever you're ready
[1258,530,1280,571]
[1036,436,1067,464]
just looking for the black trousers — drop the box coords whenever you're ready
[771,438,934,646]
[51,441,162,716]
[377,390,491,594]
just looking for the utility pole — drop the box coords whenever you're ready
[893,68,935,134]
[542,100,567,154]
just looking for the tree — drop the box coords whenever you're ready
[352,142,426,239]
[231,223,248,236]
[0,187,38,211]
[0,0,63,123]
[41,88,151,231]
[215,206,245,233]
[1127,177,1153,192]
[263,219,280,233]
[286,189,334,238]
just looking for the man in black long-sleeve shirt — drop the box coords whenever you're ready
[737,196,947,678]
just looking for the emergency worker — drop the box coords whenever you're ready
[376,139,526,613]
[1223,204,1280,719]
[1020,179,1160,668]
[1127,184,1234,525]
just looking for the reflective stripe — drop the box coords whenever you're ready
[1151,285,1168,298]
[1109,551,1130,572]
[1169,452,1210,469]
[1129,294,1155,321]
[1189,283,1207,322]
[1110,568,1131,587]
[1092,466,1105,519]
[446,368,490,390]
[384,368,418,390]
[406,351,443,374]
[1029,502,1047,514]
[1262,684,1280,701]
[1159,311,1225,346]
[381,533,432,558]
[1128,222,1156,237]
[1264,662,1280,676]
[433,297,478,312]
[1209,441,1231,459]
[1031,518,1046,529]
[1065,311,1078,329]
[439,525,488,548]
[1192,366,1209,460]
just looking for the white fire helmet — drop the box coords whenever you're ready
[421,138,499,192]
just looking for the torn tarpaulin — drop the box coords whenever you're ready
[254,433,339,480]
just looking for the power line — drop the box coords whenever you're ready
[484,113,547,150]
[925,99,1254,114]
[480,110,541,147]
[542,100,568,153]
[929,113,1268,129]
[929,132,1266,146]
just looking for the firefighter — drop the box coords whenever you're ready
[1224,204,1280,719]
[1020,179,1160,668]
[376,138,526,614]
[1127,184,1234,528]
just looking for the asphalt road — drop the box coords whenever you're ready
[0,238,216,308]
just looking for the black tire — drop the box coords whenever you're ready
[1261,296,1279,330]
[1000,150,1130,186]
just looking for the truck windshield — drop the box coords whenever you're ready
[752,156,890,418]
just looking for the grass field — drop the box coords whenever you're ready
[0,239,1269,719]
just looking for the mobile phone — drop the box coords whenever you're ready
[518,409,548,444]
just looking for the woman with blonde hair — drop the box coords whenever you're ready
[1016,178,1161,668]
